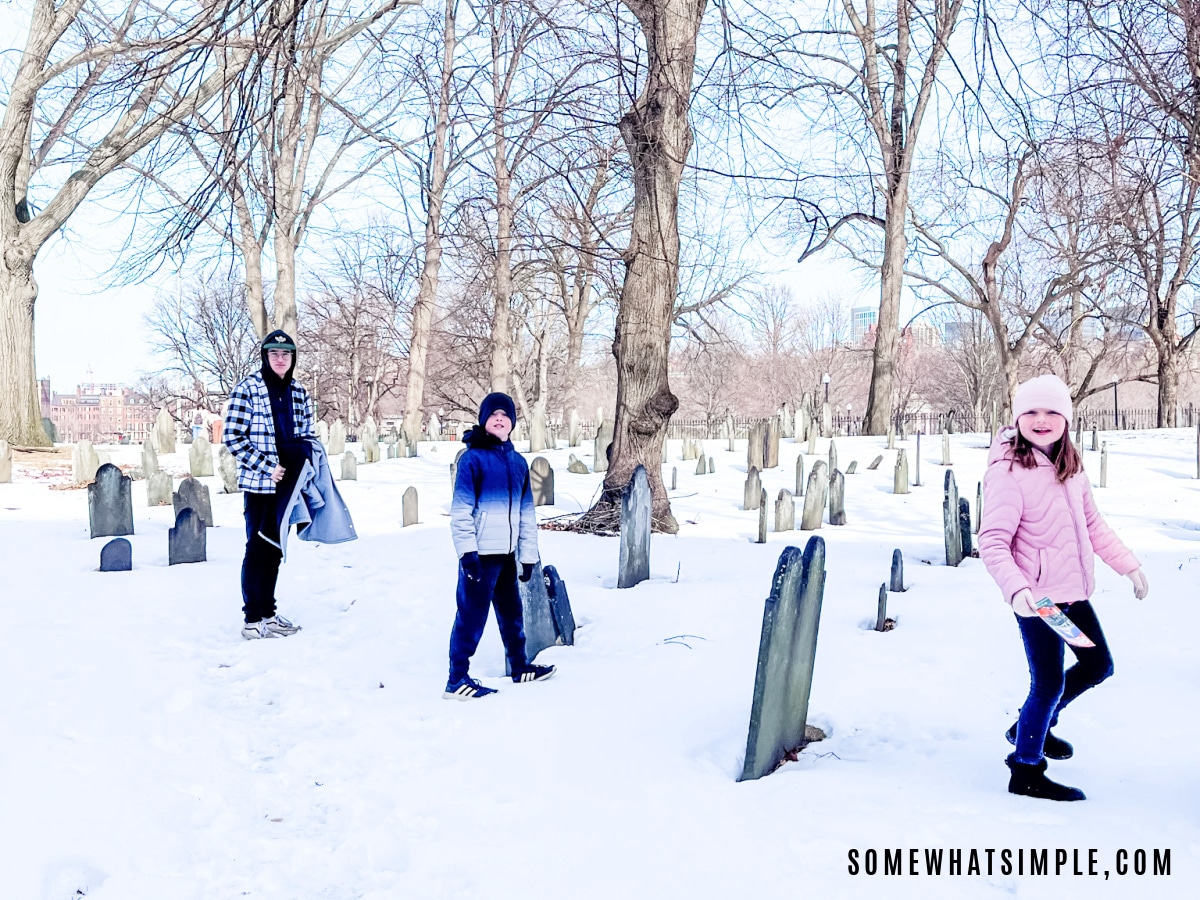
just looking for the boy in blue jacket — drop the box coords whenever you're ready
[445,392,556,699]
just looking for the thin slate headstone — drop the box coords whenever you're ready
[739,538,827,782]
[828,440,838,475]
[402,486,418,526]
[141,440,159,478]
[316,420,329,447]
[747,422,766,472]
[568,409,582,447]
[173,476,213,528]
[1100,442,1108,488]
[341,452,357,481]
[73,440,99,484]
[707,456,714,474]
[567,454,589,474]
[695,454,706,475]
[867,454,883,471]
[362,418,380,464]
[765,417,780,469]
[530,457,554,506]
[508,561,558,674]
[890,549,905,592]
[975,481,983,533]
[0,439,10,483]
[886,421,896,450]
[800,460,828,530]
[99,538,132,572]
[845,460,858,475]
[894,449,910,494]
[875,583,888,632]
[806,422,817,456]
[189,432,214,477]
[168,507,206,565]
[88,463,134,539]
[828,469,846,526]
[543,565,576,645]
[217,445,240,494]
[775,489,795,532]
[147,471,172,507]
[744,466,761,510]
[914,433,922,486]
[617,465,652,589]
[795,453,805,496]
[942,430,951,466]
[821,401,832,438]
[594,418,615,474]
[1092,426,1100,452]
[154,407,175,454]
[757,488,768,543]
[329,419,346,456]
[944,469,963,567]
[671,466,677,490]
[959,496,973,558]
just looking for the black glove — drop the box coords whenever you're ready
[519,562,535,583]
[461,551,482,582]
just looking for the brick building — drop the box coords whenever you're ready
[45,382,156,444]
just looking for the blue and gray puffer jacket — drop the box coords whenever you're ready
[450,428,539,564]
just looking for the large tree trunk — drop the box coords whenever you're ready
[0,249,50,446]
[863,189,906,434]
[1156,338,1180,427]
[575,0,706,534]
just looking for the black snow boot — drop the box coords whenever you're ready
[1006,754,1085,802]
[1006,721,1074,760]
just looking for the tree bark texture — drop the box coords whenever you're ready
[0,248,48,445]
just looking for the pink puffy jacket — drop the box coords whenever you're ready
[979,429,1139,606]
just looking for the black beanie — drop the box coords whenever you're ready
[478,392,517,426]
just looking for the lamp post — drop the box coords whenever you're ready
[822,372,831,403]
[1112,380,1119,430]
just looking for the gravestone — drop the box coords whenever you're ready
[894,449,909,494]
[821,401,832,438]
[975,481,983,533]
[594,418,615,474]
[845,460,857,474]
[329,419,346,456]
[217,445,240,494]
[189,433,214,477]
[867,454,883,471]
[428,413,442,441]
[173,476,213,528]
[72,440,99,484]
[568,409,582,447]
[147,471,172,507]
[530,457,554,506]
[914,433,922,486]
[88,463,134,539]
[775,489,795,532]
[387,442,398,460]
[944,469,963,567]
[543,564,576,644]
[168,507,206,565]
[397,435,411,459]
[1100,442,1108,488]
[341,452,357,481]
[141,440,159,478]
[886,421,896,450]
[739,538,827,782]
[0,439,9,483]
[708,456,714,474]
[795,453,805,496]
[617,465,651,589]
[890,549,905,592]
[507,560,559,674]
[99,538,132,572]
[743,466,761,510]
[757,489,768,543]
[671,466,678,490]
[798,408,811,445]
[806,422,817,456]
[362,418,380,464]
[875,583,889,632]
[959,497,973,558]
[800,461,828,530]
[682,438,696,461]
[765,417,780,469]
[402,486,418,526]
[747,422,766,472]
[97,450,112,468]
[695,454,706,476]
[154,408,175,454]
[567,454,589,474]
[828,469,846,526]
[828,440,838,475]
[1092,426,1100,452]
[942,430,951,466]
[316,420,329,447]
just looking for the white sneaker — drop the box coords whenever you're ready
[241,620,280,640]
[263,614,301,636]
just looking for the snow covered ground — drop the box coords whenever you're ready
[1,429,1197,898]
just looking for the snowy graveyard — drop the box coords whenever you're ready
[1,428,1198,898]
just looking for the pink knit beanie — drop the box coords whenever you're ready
[1013,374,1072,422]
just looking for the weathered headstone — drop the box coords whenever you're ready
[798,407,811,445]
[828,440,838,475]
[617,465,651,588]
[757,489,768,543]
[682,438,695,461]
[765,417,780,469]
[189,432,214,477]
[397,434,412,459]
[567,454,589,474]
[779,405,793,439]
[402,486,418,526]
[959,496,973,558]
[747,422,766,472]
[72,440,100,484]
[1100,441,1108,488]
[217,445,240,494]
[387,441,398,460]
[147,471,172,507]
[427,413,442,441]
[329,419,346,456]
[99,538,132,572]
[944,469,963,567]
[867,454,883,471]
[0,439,10,483]
[341,451,357,481]
[543,564,576,644]
[914,432,922,486]
[141,440,159,478]
[173,476,213,528]
[168,507,206,565]
[743,466,761,510]
[316,420,329,447]
[505,560,559,674]
[88,463,134,539]
[886,420,896,450]
[821,401,832,438]
[828,469,846,526]
[800,461,828,530]
[942,430,951,466]
[671,466,677,490]
[890,548,904,592]
[806,422,817,456]
[894,449,910,494]
[875,583,889,632]
[795,453,805,496]
[708,456,714,474]
[845,460,858,474]
[362,418,380,464]
[975,481,983,532]
[1091,425,1099,452]
[568,409,582,447]
[775,489,795,532]
[739,538,827,782]
[695,454,706,476]
[154,407,175,455]
[530,457,554,506]
[594,418,615,474]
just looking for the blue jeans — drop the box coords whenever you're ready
[448,553,527,683]
[1013,600,1114,764]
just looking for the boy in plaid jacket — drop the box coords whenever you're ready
[223,330,314,639]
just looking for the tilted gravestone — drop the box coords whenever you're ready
[739,538,827,782]
[875,583,889,632]
[828,469,846,526]
[154,407,175,455]
[217,445,240,494]
[894,449,910,495]
[567,453,589,474]
[795,453,805,496]
[765,417,780,469]
[800,461,828,530]
[942,430,951,466]
[828,440,838,475]
[944,469,963,567]
[530,457,554,506]
[402,486,418,526]
[88,463,134,539]
[867,454,883,470]
[695,454,706,476]
[890,548,905,592]
[315,420,329,447]
[168,507,206,565]
[743,466,762,510]
[747,422,766,472]
[846,460,857,475]
[617,465,652,589]
[141,440,159,478]
[0,439,10,483]
[329,419,347,456]
[73,440,100,484]
[100,538,132,572]
[959,496,973,558]
[1100,442,1108,488]
[147,471,172,507]
[341,451,357,481]
[507,560,559,674]
[189,433,214,477]
[775,489,795,532]
[594,418,615,474]
[173,476,213,528]
[543,564,576,645]
[757,488,768,543]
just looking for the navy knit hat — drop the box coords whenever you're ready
[479,392,517,426]
[262,330,297,352]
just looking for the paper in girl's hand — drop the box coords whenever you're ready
[1034,597,1096,648]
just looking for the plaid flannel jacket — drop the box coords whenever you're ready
[223,372,314,493]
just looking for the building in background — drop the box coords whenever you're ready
[851,305,878,344]
[46,382,155,444]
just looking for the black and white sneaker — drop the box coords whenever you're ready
[241,620,281,640]
[511,664,556,684]
[263,615,301,637]
[443,677,498,700]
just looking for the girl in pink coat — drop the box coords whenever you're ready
[979,374,1149,801]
